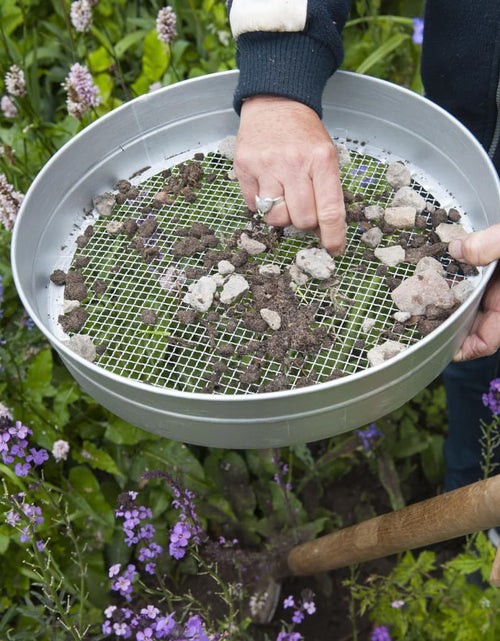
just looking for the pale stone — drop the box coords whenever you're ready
[374,245,406,267]
[415,256,446,277]
[63,299,80,313]
[335,143,351,167]
[367,340,407,367]
[393,311,412,322]
[259,263,281,277]
[218,260,235,276]
[391,269,455,315]
[106,220,123,234]
[238,232,267,256]
[218,135,236,161]
[384,206,416,228]
[184,276,217,312]
[451,279,475,304]
[364,205,384,221]
[386,162,411,188]
[260,308,282,330]
[391,186,426,213]
[361,317,376,332]
[288,263,309,286]
[295,247,335,280]
[93,192,115,216]
[361,226,383,248]
[220,274,249,305]
[66,334,96,362]
[435,222,468,243]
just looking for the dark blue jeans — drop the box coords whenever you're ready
[443,352,500,491]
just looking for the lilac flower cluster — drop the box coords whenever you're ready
[6,493,45,549]
[371,625,392,641]
[412,17,424,45]
[1,95,17,118]
[482,378,500,415]
[115,491,163,575]
[156,6,177,45]
[63,62,101,119]
[0,173,24,231]
[355,423,383,452]
[274,589,317,639]
[70,0,93,32]
[0,413,48,477]
[102,607,210,640]
[4,64,26,97]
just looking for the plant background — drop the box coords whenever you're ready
[2,1,500,640]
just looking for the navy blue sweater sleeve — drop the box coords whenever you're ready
[228,0,352,118]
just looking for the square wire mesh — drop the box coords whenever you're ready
[58,144,469,395]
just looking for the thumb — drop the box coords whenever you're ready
[448,223,500,266]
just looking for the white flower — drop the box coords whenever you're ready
[52,439,70,462]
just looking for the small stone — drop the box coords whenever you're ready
[259,263,281,277]
[366,340,407,367]
[415,256,446,277]
[218,260,235,276]
[218,135,236,161]
[106,221,123,234]
[65,334,96,362]
[391,269,455,315]
[184,276,217,312]
[238,233,267,256]
[364,205,384,221]
[260,308,282,330]
[220,274,249,305]
[288,263,310,286]
[393,311,412,322]
[435,222,468,243]
[141,309,158,325]
[93,192,115,216]
[361,226,383,248]
[391,186,426,213]
[386,162,411,188]
[384,206,416,228]
[361,317,376,332]
[335,143,351,167]
[451,279,475,304]
[63,299,80,313]
[374,245,406,267]
[295,247,335,280]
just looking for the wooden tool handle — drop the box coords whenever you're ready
[287,474,500,576]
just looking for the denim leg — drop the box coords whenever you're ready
[443,351,500,491]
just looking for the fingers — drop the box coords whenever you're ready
[449,223,500,266]
[234,96,346,255]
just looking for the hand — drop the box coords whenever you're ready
[234,95,346,255]
[448,223,500,361]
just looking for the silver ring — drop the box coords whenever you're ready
[255,195,284,215]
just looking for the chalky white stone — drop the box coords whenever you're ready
[435,222,468,243]
[238,232,267,256]
[391,186,426,213]
[66,334,96,362]
[184,276,217,312]
[386,161,411,188]
[260,308,282,330]
[384,205,416,228]
[93,192,115,216]
[364,205,384,221]
[295,247,335,280]
[361,226,383,248]
[220,274,249,305]
[391,269,455,315]
[374,245,405,267]
[367,340,407,367]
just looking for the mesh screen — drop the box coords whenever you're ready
[56,144,470,395]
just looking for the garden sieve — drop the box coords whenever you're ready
[11,70,500,448]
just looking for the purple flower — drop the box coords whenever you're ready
[155,614,176,637]
[63,63,100,119]
[184,615,209,641]
[169,521,192,559]
[276,634,302,641]
[156,6,177,44]
[26,447,49,466]
[1,95,18,118]
[14,462,30,476]
[70,0,93,32]
[140,605,159,620]
[292,609,304,624]
[283,595,295,609]
[355,423,383,451]
[412,18,424,45]
[0,173,24,231]
[482,378,500,415]
[371,625,392,641]
[4,64,26,97]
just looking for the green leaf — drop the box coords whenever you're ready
[446,555,484,576]
[68,465,115,530]
[104,417,154,445]
[88,46,113,73]
[25,348,53,394]
[114,30,149,59]
[356,33,410,74]
[73,440,124,477]
[142,29,169,82]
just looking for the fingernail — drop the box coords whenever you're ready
[448,239,463,260]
